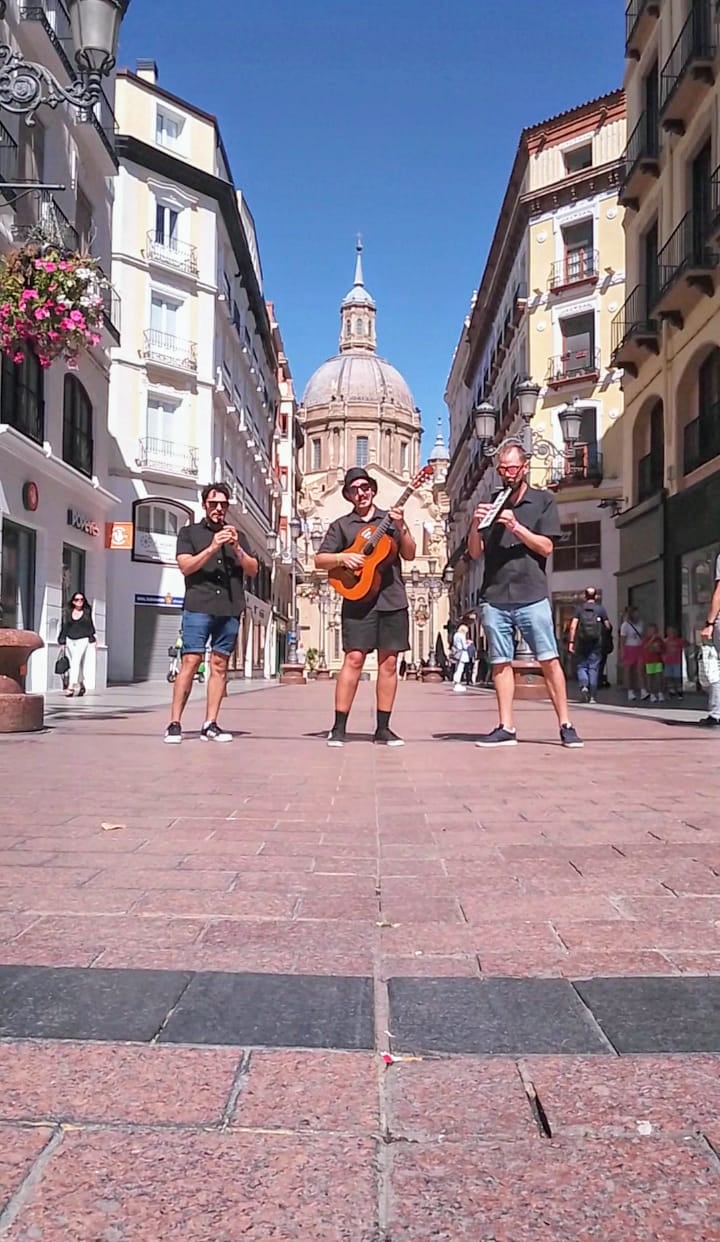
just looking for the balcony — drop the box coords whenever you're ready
[0,121,18,202]
[683,406,720,474]
[555,443,604,487]
[710,164,720,243]
[660,1,717,134]
[619,112,661,209]
[141,329,197,373]
[76,87,118,169]
[547,348,601,389]
[137,437,199,478]
[653,210,719,326]
[610,285,660,377]
[19,0,74,76]
[513,281,528,325]
[146,231,199,278]
[548,250,599,294]
[95,266,121,344]
[637,451,664,501]
[626,0,661,59]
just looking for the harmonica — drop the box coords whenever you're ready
[477,486,513,531]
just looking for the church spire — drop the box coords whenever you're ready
[340,237,377,354]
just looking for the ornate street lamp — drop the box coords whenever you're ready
[265,529,278,556]
[473,400,498,443]
[286,516,302,666]
[0,0,128,119]
[310,519,325,554]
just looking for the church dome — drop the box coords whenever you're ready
[302,353,416,414]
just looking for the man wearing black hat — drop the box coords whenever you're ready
[314,466,416,746]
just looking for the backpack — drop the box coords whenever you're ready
[577,604,603,646]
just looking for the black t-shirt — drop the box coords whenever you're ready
[176,520,246,617]
[481,486,562,607]
[573,601,609,649]
[318,507,409,617]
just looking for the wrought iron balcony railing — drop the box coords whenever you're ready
[146,231,199,276]
[660,0,716,116]
[549,250,599,291]
[637,451,664,501]
[20,0,74,74]
[611,285,660,357]
[683,404,720,475]
[137,436,199,477]
[655,209,718,301]
[142,329,197,372]
[559,443,603,484]
[620,111,660,189]
[0,120,18,196]
[547,348,601,385]
[626,0,661,51]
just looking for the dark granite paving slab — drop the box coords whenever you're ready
[388,977,611,1055]
[0,964,191,1042]
[574,976,720,1053]
[159,971,375,1050]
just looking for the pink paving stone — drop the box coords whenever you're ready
[0,887,145,915]
[461,895,623,923]
[381,954,481,978]
[556,919,720,953]
[0,913,40,941]
[0,1043,240,1125]
[522,1056,720,1137]
[383,921,559,956]
[1,1130,377,1242]
[294,895,380,921]
[388,1137,720,1240]
[0,865,98,888]
[664,953,720,974]
[231,1051,377,1133]
[379,897,466,925]
[387,1059,537,1141]
[0,1126,55,1210]
[132,890,297,919]
[615,895,720,920]
[88,868,238,891]
[14,915,207,950]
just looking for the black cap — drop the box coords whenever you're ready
[342,467,377,496]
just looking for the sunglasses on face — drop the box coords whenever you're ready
[206,500,229,509]
[347,484,372,497]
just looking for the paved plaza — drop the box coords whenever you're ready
[1,680,720,1238]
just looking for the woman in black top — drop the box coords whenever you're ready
[58,592,96,697]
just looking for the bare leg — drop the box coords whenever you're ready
[334,651,366,714]
[376,650,399,712]
[170,653,202,723]
[491,662,515,729]
[205,651,229,722]
[539,657,571,725]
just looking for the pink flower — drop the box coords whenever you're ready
[58,261,71,271]
[48,331,60,341]
[12,351,24,364]
[60,317,75,331]
[69,310,85,324]
[43,262,57,272]
[38,356,51,368]
[90,333,101,346]
[34,308,50,320]
[20,289,38,301]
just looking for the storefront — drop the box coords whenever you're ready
[665,472,720,680]
[616,492,665,630]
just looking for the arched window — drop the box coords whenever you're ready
[636,400,664,501]
[133,498,191,564]
[1,345,44,444]
[356,435,369,467]
[356,318,364,335]
[63,375,93,476]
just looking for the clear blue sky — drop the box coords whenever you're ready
[118,0,623,450]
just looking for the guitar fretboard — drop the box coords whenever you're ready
[364,485,414,554]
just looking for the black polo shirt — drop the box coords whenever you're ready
[176,520,246,616]
[481,485,562,607]
[318,508,408,618]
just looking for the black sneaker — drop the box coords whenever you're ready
[327,727,346,748]
[698,715,720,728]
[163,722,182,744]
[200,722,233,742]
[475,726,517,748]
[579,686,590,703]
[560,723,584,748]
[374,727,405,746]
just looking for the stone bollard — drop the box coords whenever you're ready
[512,658,548,701]
[279,663,305,685]
[0,630,45,732]
[421,665,443,684]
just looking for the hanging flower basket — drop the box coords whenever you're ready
[0,241,108,370]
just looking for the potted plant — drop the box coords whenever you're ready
[305,648,319,678]
[0,242,108,370]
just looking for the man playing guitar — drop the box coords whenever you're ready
[314,467,416,747]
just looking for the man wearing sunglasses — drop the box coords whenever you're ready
[164,482,258,743]
[314,466,416,747]
[467,441,582,749]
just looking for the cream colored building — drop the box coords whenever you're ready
[0,0,119,693]
[612,0,720,655]
[106,61,280,682]
[298,247,449,675]
[446,90,626,668]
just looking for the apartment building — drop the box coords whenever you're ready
[267,301,304,672]
[612,0,720,653]
[445,91,626,660]
[0,0,119,692]
[106,62,281,682]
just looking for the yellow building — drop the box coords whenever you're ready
[612,0,720,647]
[106,61,280,682]
[446,91,626,666]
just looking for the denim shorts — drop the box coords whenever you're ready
[481,598,559,664]
[181,611,240,657]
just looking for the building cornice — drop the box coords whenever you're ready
[522,159,622,216]
[115,133,275,367]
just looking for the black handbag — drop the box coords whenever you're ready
[54,653,70,676]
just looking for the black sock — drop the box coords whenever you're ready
[333,710,349,734]
[376,709,391,732]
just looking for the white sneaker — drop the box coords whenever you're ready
[640,690,650,701]
[649,694,658,703]
[452,683,467,693]
[628,690,636,702]
[657,693,665,702]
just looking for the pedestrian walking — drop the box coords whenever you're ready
[464,637,477,685]
[466,440,582,748]
[641,623,665,702]
[314,466,416,747]
[451,623,470,692]
[57,592,96,697]
[699,554,720,728]
[164,482,258,744]
[619,606,645,702]
[568,587,612,704]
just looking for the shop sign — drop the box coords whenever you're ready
[133,528,178,564]
[106,521,133,550]
[134,593,184,607]
[67,508,99,537]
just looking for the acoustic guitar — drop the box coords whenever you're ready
[327,465,435,603]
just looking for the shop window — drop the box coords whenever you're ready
[0,520,36,630]
[1,346,44,444]
[553,521,601,572]
[62,375,93,477]
[62,544,86,610]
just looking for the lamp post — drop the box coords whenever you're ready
[280,516,304,684]
[265,529,278,678]
[315,581,331,679]
[0,0,128,120]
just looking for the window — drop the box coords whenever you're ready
[562,220,594,283]
[553,521,601,573]
[133,500,190,564]
[637,401,664,501]
[62,376,93,477]
[1,521,36,630]
[400,442,409,473]
[156,110,183,149]
[136,503,181,536]
[311,438,322,471]
[61,544,86,611]
[1,347,44,443]
[356,318,364,335]
[150,292,180,339]
[356,435,369,467]
[146,397,179,445]
[75,187,93,253]
[691,138,712,250]
[644,219,659,308]
[560,312,595,377]
[155,202,179,247]
[563,143,592,174]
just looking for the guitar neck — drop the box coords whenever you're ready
[366,485,413,550]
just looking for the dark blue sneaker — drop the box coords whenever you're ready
[475,726,517,748]
[560,723,583,748]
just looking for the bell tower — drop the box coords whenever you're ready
[339,238,377,354]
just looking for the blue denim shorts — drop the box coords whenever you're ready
[181,611,240,657]
[481,598,559,664]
